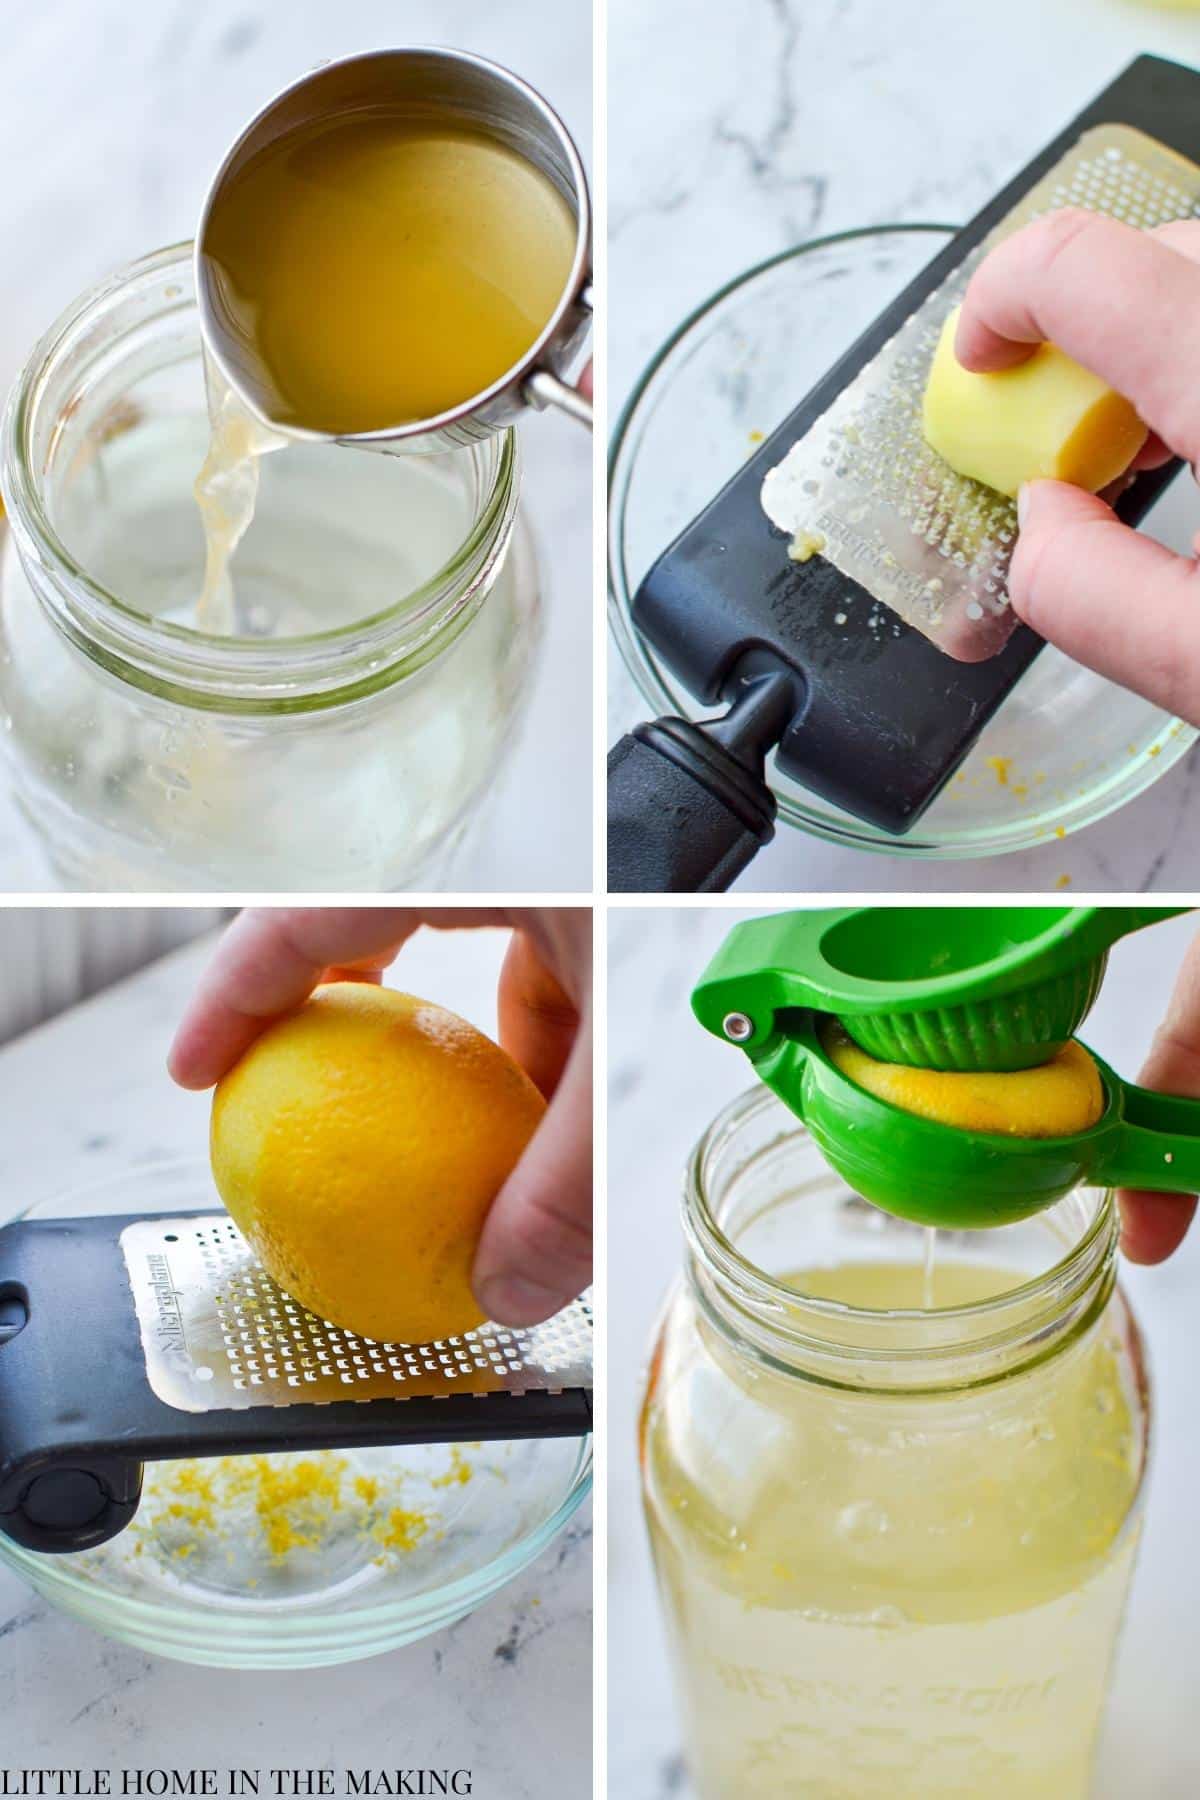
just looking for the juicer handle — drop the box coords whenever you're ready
[1094,1077,1200,1194]
[1088,906,1194,952]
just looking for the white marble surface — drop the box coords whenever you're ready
[0,924,591,1792]
[0,0,592,894]
[608,0,1200,892]
[608,905,1200,1796]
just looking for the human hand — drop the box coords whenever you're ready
[168,907,593,1326]
[1115,928,1200,1264]
[955,209,1200,723]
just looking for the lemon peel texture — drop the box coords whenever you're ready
[211,982,546,1343]
[826,1026,1104,1138]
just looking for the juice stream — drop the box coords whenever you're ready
[922,1226,937,1310]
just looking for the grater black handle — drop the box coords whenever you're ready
[1,1457,143,1555]
[606,721,773,892]
[608,673,793,891]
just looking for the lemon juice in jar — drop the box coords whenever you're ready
[641,1089,1149,1799]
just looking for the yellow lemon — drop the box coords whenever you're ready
[210,982,546,1344]
[826,1027,1104,1138]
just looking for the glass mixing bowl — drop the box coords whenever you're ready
[609,225,1199,858]
[0,1161,591,1668]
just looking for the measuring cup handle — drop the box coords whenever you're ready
[1095,1076,1200,1193]
[523,369,593,429]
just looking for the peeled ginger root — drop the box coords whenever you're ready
[826,1027,1105,1138]
[922,306,1147,500]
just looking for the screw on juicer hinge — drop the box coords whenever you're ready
[723,1013,754,1043]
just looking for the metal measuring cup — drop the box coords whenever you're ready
[195,47,593,452]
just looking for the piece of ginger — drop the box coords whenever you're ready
[922,306,1146,500]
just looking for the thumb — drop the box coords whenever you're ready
[1010,478,1200,726]
[1120,931,1200,1264]
[471,1028,593,1325]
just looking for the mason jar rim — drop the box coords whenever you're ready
[682,1084,1119,1393]
[0,243,520,714]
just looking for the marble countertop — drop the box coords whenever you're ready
[0,924,591,1793]
[0,0,592,894]
[608,0,1200,892]
[609,907,1200,1796]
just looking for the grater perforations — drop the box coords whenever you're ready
[760,126,1200,662]
[122,1215,593,1414]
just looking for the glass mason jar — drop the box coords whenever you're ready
[0,246,540,891]
[641,1087,1150,1800]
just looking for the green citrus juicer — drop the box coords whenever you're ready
[691,906,1200,1228]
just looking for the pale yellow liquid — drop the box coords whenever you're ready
[643,1260,1144,1798]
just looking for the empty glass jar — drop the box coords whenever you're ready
[0,246,541,890]
[641,1087,1150,1799]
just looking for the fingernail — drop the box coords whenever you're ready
[1017,482,1032,528]
[477,1274,567,1326]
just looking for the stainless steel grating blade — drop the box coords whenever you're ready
[121,1214,593,1415]
[761,126,1200,662]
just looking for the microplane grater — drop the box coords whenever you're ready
[608,56,1200,887]
[0,1210,592,1556]
[123,1213,592,1411]
[762,124,1200,664]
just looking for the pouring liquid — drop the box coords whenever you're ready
[192,359,287,636]
[190,112,575,633]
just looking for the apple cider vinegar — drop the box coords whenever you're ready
[641,1091,1150,1800]
[200,113,578,434]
